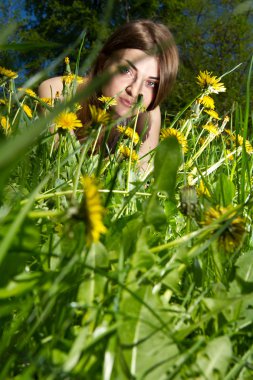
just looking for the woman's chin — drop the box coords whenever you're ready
[113,108,134,120]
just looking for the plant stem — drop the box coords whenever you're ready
[56,134,63,209]
[72,142,90,199]
[126,108,139,192]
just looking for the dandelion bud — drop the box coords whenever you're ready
[179,185,198,216]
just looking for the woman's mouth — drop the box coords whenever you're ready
[118,97,134,108]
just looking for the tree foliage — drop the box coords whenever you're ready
[162,0,253,111]
[1,0,253,112]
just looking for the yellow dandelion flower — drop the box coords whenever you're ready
[203,123,219,136]
[62,74,84,85]
[18,88,37,98]
[65,57,70,64]
[244,141,253,155]
[0,116,11,135]
[199,137,207,145]
[119,145,139,162]
[0,66,18,79]
[224,115,230,123]
[203,206,246,252]
[89,104,110,126]
[225,149,234,161]
[117,125,140,145]
[98,95,117,106]
[235,134,244,146]
[80,176,107,243]
[197,180,211,198]
[22,104,33,118]
[228,131,253,155]
[204,109,221,120]
[160,127,188,153]
[196,70,226,94]
[187,167,197,186]
[198,95,215,109]
[40,97,54,107]
[235,134,253,155]
[224,128,233,137]
[54,111,82,131]
[178,118,187,128]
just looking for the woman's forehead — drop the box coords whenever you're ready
[109,48,160,77]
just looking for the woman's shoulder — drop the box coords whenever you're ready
[38,75,88,99]
[137,106,161,130]
[38,76,64,99]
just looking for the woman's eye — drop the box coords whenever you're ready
[146,80,158,88]
[119,65,131,74]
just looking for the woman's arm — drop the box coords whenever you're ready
[136,106,161,172]
[38,76,64,99]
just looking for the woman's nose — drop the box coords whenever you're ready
[125,79,142,98]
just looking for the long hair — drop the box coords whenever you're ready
[78,19,179,127]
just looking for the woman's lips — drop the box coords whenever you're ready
[118,97,134,108]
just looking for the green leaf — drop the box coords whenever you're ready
[0,179,46,266]
[196,336,232,379]
[64,323,117,372]
[161,262,186,294]
[63,325,89,372]
[119,285,179,379]
[213,174,235,206]
[52,349,68,366]
[0,271,41,298]
[86,241,109,268]
[153,136,182,197]
[102,335,117,380]
[144,193,167,227]
[122,215,143,257]
[77,243,109,306]
[235,251,253,283]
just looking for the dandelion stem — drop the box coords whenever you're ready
[57,135,62,180]
[150,225,215,254]
[170,93,201,129]
[91,124,103,157]
[126,107,140,192]
[22,188,151,203]
[219,62,243,79]
[56,134,63,209]
[28,210,62,218]
[72,143,90,199]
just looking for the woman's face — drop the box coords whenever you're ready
[102,49,160,117]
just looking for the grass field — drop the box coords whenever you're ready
[0,54,253,379]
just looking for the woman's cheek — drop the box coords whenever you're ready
[102,77,121,98]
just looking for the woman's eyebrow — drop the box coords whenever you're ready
[125,59,159,80]
[124,59,137,70]
[148,76,160,80]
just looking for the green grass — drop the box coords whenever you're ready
[0,48,253,379]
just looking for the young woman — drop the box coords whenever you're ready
[38,19,179,171]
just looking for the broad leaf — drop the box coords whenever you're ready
[119,285,179,379]
[196,336,232,379]
[213,173,235,206]
[153,136,182,198]
[235,251,253,283]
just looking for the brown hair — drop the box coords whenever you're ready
[78,19,179,133]
[90,19,179,111]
